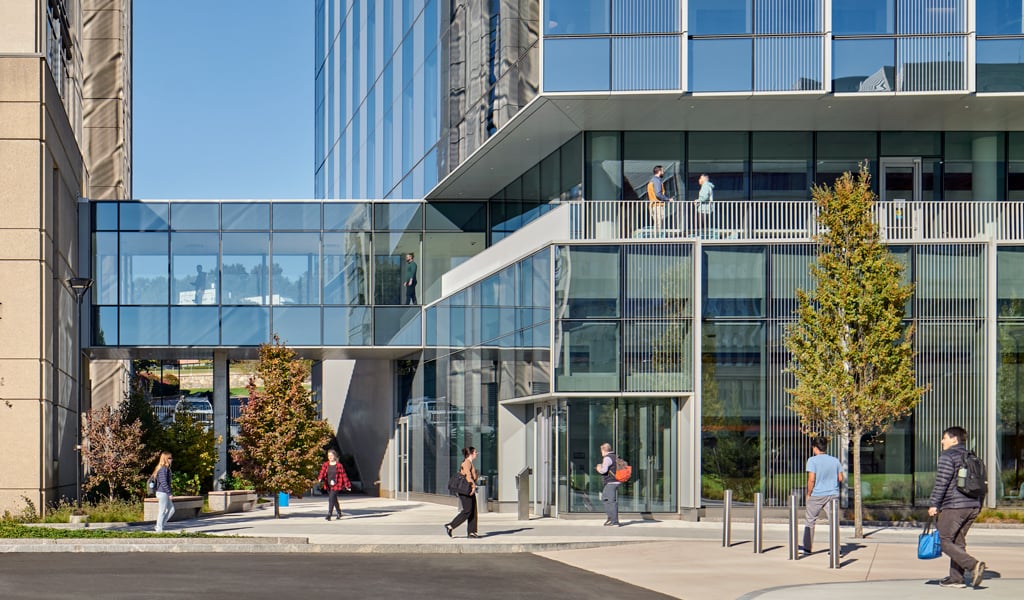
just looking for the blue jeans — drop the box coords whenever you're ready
[155,491,175,532]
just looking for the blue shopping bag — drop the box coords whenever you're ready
[918,519,942,559]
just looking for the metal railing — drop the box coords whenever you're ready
[569,200,1022,243]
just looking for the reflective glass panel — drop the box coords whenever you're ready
[323,232,370,305]
[93,232,118,304]
[119,307,168,345]
[93,203,118,230]
[544,38,611,92]
[752,132,813,200]
[424,202,487,231]
[703,247,765,317]
[612,0,680,33]
[833,0,894,34]
[977,40,1024,93]
[273,307,322,346]
[585,131,622,201]
[556,321,621,391]
[689,0,751,34]
[272,233,320,305]
[689,38,752,92]
[221,306,270,345]
[171,233,219,305]
[422,232,486,305]
[324,202,371,230]
[815,131,877,187]
[755,0,821,33]
[555,246,620,318]
[544,0,610,34]
[222,203,270,230]
[616,398,678,512]
[324,306,372,345]
[373,202,422,230]
[94,306,117,345]
[978,0,1024,35]
[897,36,965,91]
[754,36,823,91]
[222,233,270,305]
[120,203,169,231]
[119,232,169,305]
[688,132,749,202]
[170,203,219,231]
[374,306,422,345]
[273,203,321,230]
[374,231,421,305]
[612,36,681,90]
[701,322,764,502]
[997,322,1024,505]
[170,307,219,345]
[998,247,1024,316]
[832,38,895,92]
[624,321,692,392]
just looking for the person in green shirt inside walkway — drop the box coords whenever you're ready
[404,252,418,305]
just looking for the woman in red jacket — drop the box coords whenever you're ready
[317,450,351,520]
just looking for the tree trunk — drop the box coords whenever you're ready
[852,428,863,538]
[273,493,280,518]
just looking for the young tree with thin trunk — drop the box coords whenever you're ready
[82,406,146,502]
[785,166,927,538]
[231,336,334,518]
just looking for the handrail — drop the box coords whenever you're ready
[568,200,1017,243]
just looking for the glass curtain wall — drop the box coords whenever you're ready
[689,0,824,92]
[997,247,1024,505]
[491,134,583,243]
[420,249,552,500]
[544,0,682,92]
[555,244,693,393]
[977,0,1024,91]
[563,398,678,513]
[832,0,966,92]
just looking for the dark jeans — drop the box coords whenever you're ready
[326,489,343,518]
[601,482,620,524]
[448,493,477,534]
[405,284,417,305]
[938,506,981,582]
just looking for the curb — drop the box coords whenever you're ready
[0,538,639,554]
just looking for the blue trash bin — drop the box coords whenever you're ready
[277,492,289,507]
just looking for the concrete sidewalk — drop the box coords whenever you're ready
[4,496,1024,599]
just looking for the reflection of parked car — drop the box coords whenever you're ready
[175,396,214,428]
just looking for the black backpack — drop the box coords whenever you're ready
[955,450,988,500]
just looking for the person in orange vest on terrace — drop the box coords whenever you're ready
[647,165,673,237]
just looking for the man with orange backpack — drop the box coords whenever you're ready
[595,442,626,527]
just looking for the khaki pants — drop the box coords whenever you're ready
[802,494,837,552]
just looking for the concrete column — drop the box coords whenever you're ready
[213,351,228,490]
[498,403,528,507]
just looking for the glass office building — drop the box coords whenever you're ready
[84,0,1024,517]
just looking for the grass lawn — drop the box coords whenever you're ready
[0,522,213,539]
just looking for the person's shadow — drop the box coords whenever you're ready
[472,527,532,538]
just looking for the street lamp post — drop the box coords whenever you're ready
[67,277,93,507]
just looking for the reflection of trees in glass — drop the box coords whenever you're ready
[222,262,269,303]
[652,261,690,382]
[998,305,1024,499]
[701,331,761,502]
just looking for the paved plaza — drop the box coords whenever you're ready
[2,496,1023,599]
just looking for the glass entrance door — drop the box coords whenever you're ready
[879,158,921,239]
[880,158,921,203]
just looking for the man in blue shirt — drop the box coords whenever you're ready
[802,436,843,554]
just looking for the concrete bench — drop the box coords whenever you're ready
[144,495,204,522]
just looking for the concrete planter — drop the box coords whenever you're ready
[144,495,204,522]
[69,514,89,525]
[207,490,257,513]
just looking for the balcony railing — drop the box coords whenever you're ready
[568,200,1024,243]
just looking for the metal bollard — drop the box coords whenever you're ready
[789,493,799,560]
[753,492,763,554]
[722,489,732,547]
[829,498,841,569]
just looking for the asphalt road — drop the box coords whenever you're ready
[0,553,675,600]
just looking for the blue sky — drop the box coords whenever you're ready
[133,2,313,199]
